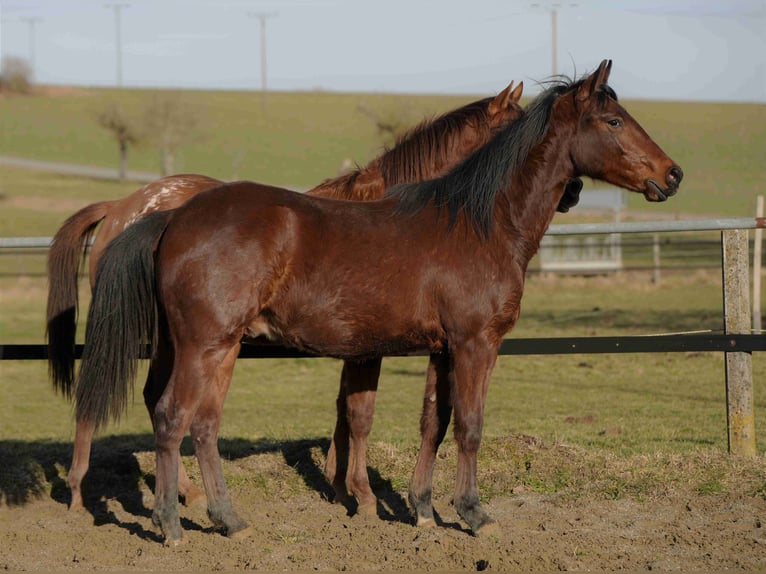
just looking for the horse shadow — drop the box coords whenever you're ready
[0,433,431,540]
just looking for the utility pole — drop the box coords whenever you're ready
[531,2,576,77]
[0,3,4,76]
[105,3,129,87]
[20,16,41,81]
[248,11,277,91]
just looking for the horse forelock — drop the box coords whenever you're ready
[388,72,619,239]
[379,97,493,186]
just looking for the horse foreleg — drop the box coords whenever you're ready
[325,363,351,506]
[450,338,498,536]
[409,351,452,527]
[190,344,250,538]
[335,359,381,516]
[67,417,95,511]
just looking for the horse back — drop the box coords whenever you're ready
[156,181,517,359]
[89,174,224,276]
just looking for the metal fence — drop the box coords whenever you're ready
[1,217,764,456]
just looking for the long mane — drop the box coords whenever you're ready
[311,96,499,199]
[388,75,618,238]
[379,96,496,186]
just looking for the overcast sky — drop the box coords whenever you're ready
[0,0,764,101]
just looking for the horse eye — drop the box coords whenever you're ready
[607,118,623,128]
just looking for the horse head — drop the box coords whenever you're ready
[566,59,683,202]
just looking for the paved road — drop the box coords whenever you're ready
[0,154,160,183]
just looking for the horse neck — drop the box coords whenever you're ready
[495,120,576,264]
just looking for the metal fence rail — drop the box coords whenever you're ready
[1,217,764,248]
[1,217,764,456]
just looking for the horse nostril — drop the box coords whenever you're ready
[667,166,683,187]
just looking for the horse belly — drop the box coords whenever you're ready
[254,296,442,360]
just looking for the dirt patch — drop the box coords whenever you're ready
[1,441,765,571]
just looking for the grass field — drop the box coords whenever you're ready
[0,86,763,217]
[0,87,764,510]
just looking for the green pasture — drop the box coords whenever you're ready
[2,265,765,506]
[0,85,764,508]
[0,87,763,217]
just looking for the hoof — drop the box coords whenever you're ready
[331,488,354,507]
[474,519,500,538]
[182,487,207,508]
[227,525,253,540]
[416,516,436,528]
[163,536,186,547]
[356,501,378,517]
[68,500,86,513]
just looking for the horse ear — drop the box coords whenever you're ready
[576,59,613,102]
[489,81,515,115]
[509,81,524,104]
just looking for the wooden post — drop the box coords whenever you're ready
[721,229,756,456]
[652,233,661,285]
[754,195,763,333]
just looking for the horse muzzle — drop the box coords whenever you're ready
[643,165,683,202]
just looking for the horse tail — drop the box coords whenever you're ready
[75,210,173,431]
[46,201,114,398]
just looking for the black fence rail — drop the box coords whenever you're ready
[2,333,765,361]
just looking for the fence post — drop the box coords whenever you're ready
[652,233,661,285]
[754,195,763,333]
[721,229,756,456]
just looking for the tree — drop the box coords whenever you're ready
[96,103,140,181]
[143,92,199,176]
[356,103,418,149]
[0,56,33,94]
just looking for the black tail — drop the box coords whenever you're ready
[46,201,112,397]
[75,210,173,431]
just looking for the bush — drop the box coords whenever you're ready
[0,57,33,95]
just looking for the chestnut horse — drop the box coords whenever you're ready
[49,81,562,511]
[74,60,682,543]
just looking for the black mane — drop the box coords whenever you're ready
[388,75,617,238]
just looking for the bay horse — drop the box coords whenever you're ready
[50,81,578,511]
[74,60,682,543]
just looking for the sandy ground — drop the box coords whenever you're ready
[2,446,765,571]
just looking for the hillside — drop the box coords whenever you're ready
[0,86,763,217]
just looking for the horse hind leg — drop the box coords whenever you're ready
[189,344,250,538]
[324,364,352,507]
[151,344,229,545]
[67,417,96,511]
[143,351,206,508]
[409,351,452,527]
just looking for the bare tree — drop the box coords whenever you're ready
[357,103,418,149]
[0,56,33,94]
[96,103,140,181]
[144,92,199,176]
